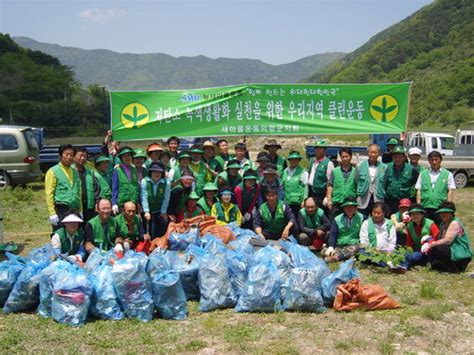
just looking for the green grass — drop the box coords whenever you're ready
[0,185,473,353]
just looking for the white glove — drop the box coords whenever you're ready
[421,243,431,254]
[49,215,59,226]
[325,246,335,257]
[244,213,251,222]
[112,205,119,215]
[123,241,131,252]
[114,243,124,254]
[322,197,328,207]
[421,235,432,244]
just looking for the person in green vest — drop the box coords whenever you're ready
[234,142,254,174]
[171,150,194,187]
[178,191,204,222]
[215,139,235,169]
[166,136,180,169]
[144,143,164,169]
[383,145,419,217]
[255,152,271,179]
[189,145,207,196]
[168,174,195,222]
[94,155,112,200]
[51,212,86,264]
[324,197,364,262]
[211,187,242,226]
[112,146,140,214]
[197,182,219,216]
[216,159,242,190]
[382,137,400,164]
[84,199,122,252]
[327,147,356,219]
[141,162,170,239]
[307,139,334,205]
[404,203,440,268]
[202,140,224,184]
[408,147,425,172]
[359,202,399,265]
[259,165,284,205]
[390,198,411,246]
[133,148,148,183]
[282,151,308,219]
[45,144,82,231]
[297,197,330,250]
[116,201,151,254]
[415,150,456,221]
[234,169,261,229]
[422,202,472,273]
[264,139,287,176]
[355,144,386,217]
[254,188,296,240]
[73,147,100,222]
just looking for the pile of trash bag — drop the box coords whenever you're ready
[0,253,27,306]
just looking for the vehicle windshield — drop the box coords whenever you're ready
[440,137,454,150]
[23,129,39,151]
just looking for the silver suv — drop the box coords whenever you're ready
[0,125,42,188]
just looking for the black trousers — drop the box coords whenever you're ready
[52,204,70,232]
[144,213,169,239]
[358,196,375,218]
[429,244,471,273]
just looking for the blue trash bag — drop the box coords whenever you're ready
[175,248,204,301]
[27,244,55,265]
[151,270,187,320]
[235,261,283,313]
[146,248,171,279]
[3,260,49,314]
[0,253,27,306]
[112,256,154,322]
[123,250,148,267]
[283,267,326,313]
[225,248,251,298]
[52,267,93,326]
[252,245,292,297]
[201,234,226,256]
[84,248,105,273]
[280,242,331,281]
[228,238,254,257]
[38,260,72,318]
[168,226,200,251]
[321,259,359,306]
[89,264,124,320]
[198,253,236,312]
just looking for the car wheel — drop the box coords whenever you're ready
[0,171,11,189]
[454,171,468,189]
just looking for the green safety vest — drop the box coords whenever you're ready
[367,218,393,248]
[171,185,190,213]
[203,157,223,183]
[172,165,195,182]
[95,171,112,200]
[420,169,450,209]
[76,166,96,210]
[239,183,258,214]
[406,217,434,251]
[299,208,324,229]
[214,202,238,223]
[215,154,235,169]
[116,165,139,206]
[197,197,217,216]
[189,161,207,196]
[115,213,141,242]
[145,177,167,214]
[335,212,364,247]
[55,227,84,255]
[52,164,81,209]
[385,162,415,199]
[282,166,305,205]
[217,171,242,189]
[259,201,288,235]
[332,166,357,204]
[439,218,472,261]
[356,160,386,200]
[308,157,330,195]
[271,155,286,176]
[87,215,119,251]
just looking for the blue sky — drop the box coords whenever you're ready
[0,0,432,64]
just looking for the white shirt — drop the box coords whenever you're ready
[359,219,396,252]
[308,158,334,186]
[415,168,456,190]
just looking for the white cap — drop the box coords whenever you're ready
[61,214,83,223]
[408,147,422,156]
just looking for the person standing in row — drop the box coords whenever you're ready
[307,139,334,205]
[94,155,112,200]
[166,136,180,169]
[281,151,308,219]
[264,139,287,176]
[73,147,100,222]
[112,146,140,215]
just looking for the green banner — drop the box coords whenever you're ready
[110,83,411,141]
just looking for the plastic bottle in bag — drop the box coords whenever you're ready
[284,267,325,313]
[152,270,187,320]
[38,260,72,318]
[90,264,124,320]
[0,253,27,306]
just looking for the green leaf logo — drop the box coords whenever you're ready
[369,94,399,122]
[120,103,150,129]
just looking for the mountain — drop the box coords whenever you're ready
[304,0,474,128]
[13,36,344,90]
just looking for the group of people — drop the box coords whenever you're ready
[44,132,472,273]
